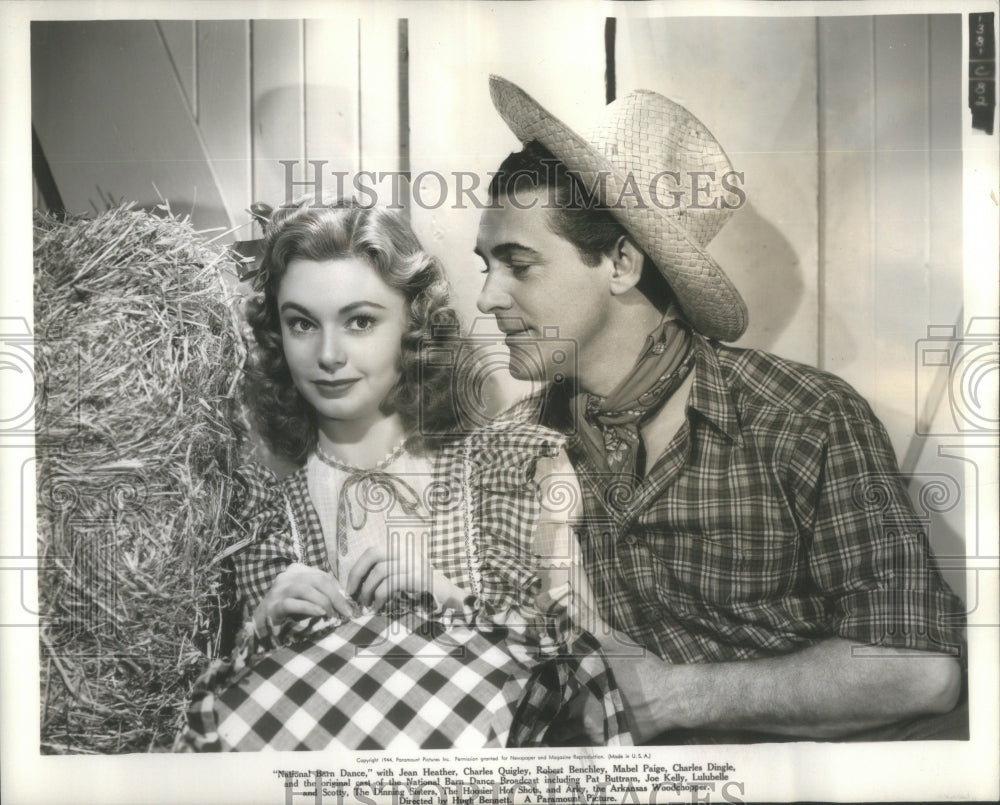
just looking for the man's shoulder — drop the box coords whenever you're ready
[707,340,876,419]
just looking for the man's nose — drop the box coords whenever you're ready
[318,331,346,370]
[476,270,512,314]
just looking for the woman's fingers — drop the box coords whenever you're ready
[347,547,440,609]
[309,572,355,619]
[276,597,328,619]
[266,564,354,622]
[359,560,395,607]
[345,547,385,599]
[265,583,330,625]
[370,579,392,614]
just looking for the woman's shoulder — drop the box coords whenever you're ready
[231,460,308,514]
[233,458,307,487]
[429,418,567,492]
[450,416,566,455]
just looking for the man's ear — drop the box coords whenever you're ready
[608,235,646,295]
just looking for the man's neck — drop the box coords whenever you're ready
[577,299,666,397]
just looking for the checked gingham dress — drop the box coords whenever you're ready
[176,419,632,751]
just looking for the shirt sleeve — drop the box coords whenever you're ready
[792,388,965,655]
[227,462,302,614]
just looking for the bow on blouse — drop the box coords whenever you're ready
[334,470,425,557]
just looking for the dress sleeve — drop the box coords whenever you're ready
[460,422,574,619]
[791,390,966,656]
[532,448,601,616]
[227,462,301,614]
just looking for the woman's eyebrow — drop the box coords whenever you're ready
[279,300,388,317]
[339,301,388,315]
[279,301,315,316]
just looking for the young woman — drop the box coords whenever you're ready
[177,199,629,751]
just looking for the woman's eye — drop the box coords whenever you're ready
[347,315,376,332]
[286,317,316,333]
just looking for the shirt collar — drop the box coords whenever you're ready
[530,333,743,446]
[687,334,744,445]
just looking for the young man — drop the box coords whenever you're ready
[475,75,966,744]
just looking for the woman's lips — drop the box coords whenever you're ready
[312,378,359,397]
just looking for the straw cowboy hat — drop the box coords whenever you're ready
[489,75,748,342]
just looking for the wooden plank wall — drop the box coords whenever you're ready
[406,6,607,338]
[31,19,370,240]
[818,15,966,594]
[196,21,252,236]
[31,13,967,588]
[31,21,232,232]
[819,16,963,438]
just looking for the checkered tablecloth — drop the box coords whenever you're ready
[178,607,633,751]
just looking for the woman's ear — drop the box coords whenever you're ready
[608,235,646,296]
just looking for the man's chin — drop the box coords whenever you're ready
[508,367,553,387]
[506,344,548,384]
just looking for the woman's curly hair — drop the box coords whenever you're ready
[244,199,464,464]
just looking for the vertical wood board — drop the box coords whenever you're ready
[197,20,252,233]
[251,19,305,208]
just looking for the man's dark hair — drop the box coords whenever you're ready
[487,140,674,310]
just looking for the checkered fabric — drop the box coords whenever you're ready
[208,614,521,750]
[512,334,967,665]
[177,601,632,751]
[178,420,633,750]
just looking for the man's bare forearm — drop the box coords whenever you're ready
[608,637,962,742]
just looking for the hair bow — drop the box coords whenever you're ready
[231,202,274,281]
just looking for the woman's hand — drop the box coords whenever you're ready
[253,562,354,637]
[346,546,464,612]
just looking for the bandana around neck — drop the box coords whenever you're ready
[583,315,695,480]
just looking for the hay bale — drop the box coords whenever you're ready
[33,204,246,753]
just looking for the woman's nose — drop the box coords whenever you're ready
[317,331,346,371]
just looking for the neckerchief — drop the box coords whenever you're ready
[583,315,694,481]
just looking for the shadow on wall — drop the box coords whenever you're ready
[718,201,812,357]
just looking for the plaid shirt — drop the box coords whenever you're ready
[520,335,965,664]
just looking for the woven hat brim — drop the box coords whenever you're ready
[489,75,748,342]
